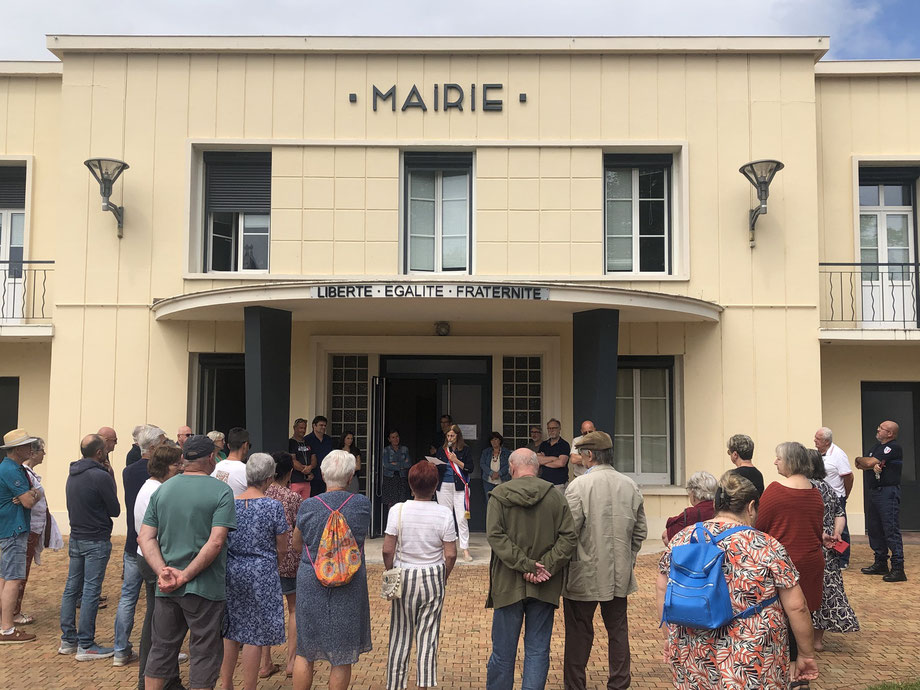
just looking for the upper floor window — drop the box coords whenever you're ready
[0,166,26,280]
[204,152,271,272]
[605,154,672,274]
[404,153,472,273]
[614,356,674,485]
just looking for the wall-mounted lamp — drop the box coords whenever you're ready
[739,159,784,248]
[84,158,129,238]
[435,321,451,337]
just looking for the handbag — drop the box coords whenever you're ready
[380,504,404,600]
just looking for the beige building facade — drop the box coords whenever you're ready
[0,35,917,538]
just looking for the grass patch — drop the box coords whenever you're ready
[867,682,920,690]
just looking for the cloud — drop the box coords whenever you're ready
[1,0,915,61]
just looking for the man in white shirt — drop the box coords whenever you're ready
[210,427,249,497]
[570,420,595,479]
[815,426,853,568]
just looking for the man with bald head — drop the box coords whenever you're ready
[176,426,193,448]
[570,420,595,479]
[855,420,906,582]
[60,434,121,659]
[97,427,118,477]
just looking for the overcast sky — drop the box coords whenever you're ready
[2,0,918,62]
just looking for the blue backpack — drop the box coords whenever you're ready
[661,523,777,629]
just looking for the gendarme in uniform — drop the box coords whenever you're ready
[863,436,905,579]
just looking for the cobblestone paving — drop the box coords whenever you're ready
[2,538,916,689]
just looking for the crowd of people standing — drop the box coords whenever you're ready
[0,413,908,689]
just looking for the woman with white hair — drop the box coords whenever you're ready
[661,471,718,545]
[207,430,228,460]
[219,453,290,689]
[292,450,372,690]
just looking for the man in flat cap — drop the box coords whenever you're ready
[0,428,42,643]
[138,434,236,690]
[562,431,647,690]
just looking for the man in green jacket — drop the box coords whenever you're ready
[485,447,577,690]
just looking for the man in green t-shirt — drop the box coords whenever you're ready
[138,435,236,690]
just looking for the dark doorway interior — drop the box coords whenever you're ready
[198,354,247,437]
[376,356,492,534]
[0,377,19,435]
[385,378,437,465]
[861,382,919,531]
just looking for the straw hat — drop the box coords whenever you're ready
[1,428,38,449]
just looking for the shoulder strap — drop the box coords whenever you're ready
[712,524,752,544]
[314,492,356,513]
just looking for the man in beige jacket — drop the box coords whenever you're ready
[562,431,647,690]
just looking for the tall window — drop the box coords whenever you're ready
[614,357,673,484]
[404,153,472,273]
[0,166,26,285]
[605,154,671,274]
[858,177,915,282]
[204,152,271,272]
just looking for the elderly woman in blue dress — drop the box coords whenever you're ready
[292,449,372,690]
[219,453,289,690]
[479,431,511,499]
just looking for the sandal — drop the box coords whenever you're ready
[259,663,281,679]
[13,613,34,625]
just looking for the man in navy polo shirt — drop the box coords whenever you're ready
[306,415,333,496]
[0,428,42,644]
[856,420,906,582]
[537,418,570,491]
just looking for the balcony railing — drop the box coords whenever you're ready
[0,260,53,322]
[819,262,919,329]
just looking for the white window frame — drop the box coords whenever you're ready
[604,162,671,275]
[858,182,915,283]
[206,211,271,273]
[614,364,672,485]
[403,153,473,275]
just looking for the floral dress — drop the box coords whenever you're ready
[225,497,289,646]
[809,479,860,633]
[658,520,799,689]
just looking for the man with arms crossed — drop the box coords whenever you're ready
[855,420,906,582]
[138,435,237,689]
[0,428,42,644]
[486,447,576,689]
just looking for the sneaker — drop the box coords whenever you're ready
[860,562,889,575]
[178,652,189,663]
[883,568,907,582]
[58,641,78,655]
[75,644,116,661]
[0,629,36,644]
[113,650,139,666]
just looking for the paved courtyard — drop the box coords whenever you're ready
[2,536,917,689]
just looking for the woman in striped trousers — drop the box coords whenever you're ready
[382,461,458,690]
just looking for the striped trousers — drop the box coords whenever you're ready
[386,563,446,690]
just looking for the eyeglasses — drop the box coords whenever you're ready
[547,426,560,431]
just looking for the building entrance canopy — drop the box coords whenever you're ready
[152,279,721,323]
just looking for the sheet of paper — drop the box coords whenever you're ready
[458,424,477,441]
[425,455,445,465]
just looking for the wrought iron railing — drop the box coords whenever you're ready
[819,262,919,328]
[0,260,53,322]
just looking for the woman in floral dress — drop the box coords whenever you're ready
[656,471,819,689]
[219,453,289,690]
[805,449,859,650]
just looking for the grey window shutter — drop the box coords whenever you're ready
[0,166,26,208]
[204,152,271,213]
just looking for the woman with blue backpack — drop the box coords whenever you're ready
[656,470,819,689]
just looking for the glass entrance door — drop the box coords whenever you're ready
[368,356,492,536]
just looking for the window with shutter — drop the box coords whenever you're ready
[203,152,271,272]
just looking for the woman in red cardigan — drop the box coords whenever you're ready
[756,441,827,679]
